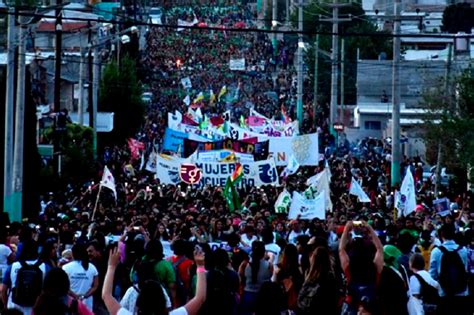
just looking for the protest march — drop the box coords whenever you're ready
[0,2,473,315]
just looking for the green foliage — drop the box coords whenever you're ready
[422,69,474,187]
[42,123,95,183]
[441,3,474,34]
[292,1,392,106]
[99,56,145,144]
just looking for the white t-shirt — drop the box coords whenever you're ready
[241,234,257,248]
[409,270,439,296]
[0,244,12,279]
[62,260,98,310]
[7,260,47,315]
[265,243,281,266]
[117,306,188,315]
[120,285,172,314]
[288,230,304,245]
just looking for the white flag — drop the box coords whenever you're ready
[281,154,300,178]
[183,95,191,106]
[349,177,371,203]
[396,168,417,216]
[288,191,325,220]
[101,166,117,200]
[145,150,157,172]
[306,169,333,211]
[275,189,292,214]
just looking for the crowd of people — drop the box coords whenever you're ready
[1,2,474,315]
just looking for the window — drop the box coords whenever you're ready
[364,121,381,130]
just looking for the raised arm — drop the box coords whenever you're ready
[102,247,122,315]
[183,249,207,315]
[339,221,352,271]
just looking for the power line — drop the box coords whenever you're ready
[6,10,474,39]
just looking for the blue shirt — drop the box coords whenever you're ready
[429,240,469,297]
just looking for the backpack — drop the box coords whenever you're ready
[171,256,188,306]
[417,244,435,270]
[12,260,43,307]
[297,282,321,312]
[413,273,439,305]
[438,246,468,296]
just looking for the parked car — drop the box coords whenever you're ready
[148,7,162,25]
[422,165,453,186]
[141,92,153,103]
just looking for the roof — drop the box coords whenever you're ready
[69,112,115,132]
[46,71,78,84]
[36,22,89,33]
[0,52,83,65]
[355,103,429,115]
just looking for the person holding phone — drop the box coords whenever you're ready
[102,246,207,315]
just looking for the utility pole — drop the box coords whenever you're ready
[434,43,452,196]
[286,0,290,25]
[53,0,63,176]
[88,24,94,132]
[321,1,351,129]
[4,7,16,221]
[272,0,278,55]
[12,18,27,222]
[54,0,62,113]
[313,33,319,124]
[391,0,401,187]
[78,48,84,126]
[296,1,304,124]
[92,47,99,160]
[340,38,345,123]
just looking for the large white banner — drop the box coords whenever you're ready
[288,191,326,220]
[156,155,279,187]
[198,150,254,163]
[229,58,246,71]
[269,133,319,166]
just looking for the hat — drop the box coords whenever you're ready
[383,245,402,268]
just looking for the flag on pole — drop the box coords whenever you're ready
[183,95,191,106]
[145,150,157,172]
[209,88,216,105]
[218,85,227,100]
[281,154,300,178]
[275,189,291,214]
[288,191,326,220]
[306,169,333,211]
[349,177,371,203]
[193,92,204,104]
[101,166,117,200]
[127,138,145,160]
[396,168,417,216]
[224,177,241,212]
[139,152,145,171]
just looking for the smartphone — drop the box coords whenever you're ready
[353,221,363,227]
[133,226,140,231]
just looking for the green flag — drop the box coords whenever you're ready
[275,189,292,214]
[224,177,242,212]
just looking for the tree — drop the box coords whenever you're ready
[292,1,392,109]
[421,69,474,190]
[442,3,474,34]
[99,56,145,144]
[42,123,95,186]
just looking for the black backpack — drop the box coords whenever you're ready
[438,246,468,296]
[413,273,439,305]
[12,261,43,307]
[297,282,321,312]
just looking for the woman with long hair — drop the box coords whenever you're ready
[238,241,273,315]
[33,268,93,315]
[297,246,339,315]
[102,246,207,315]
[274,244,303,311]
[62,244,99,311]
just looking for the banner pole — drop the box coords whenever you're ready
[91,185,102,221]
